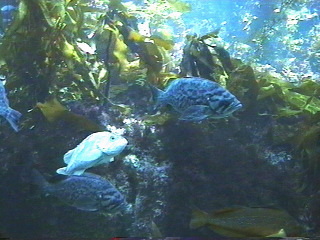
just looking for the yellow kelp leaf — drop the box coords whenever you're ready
[113,36,129,71]
[150,35,174,50]
[36,97,67,122]
[61,39,82,62]
[37,97,103,131]
[167,0,191,12]
[128,29,146,42]
[142,113,171,125]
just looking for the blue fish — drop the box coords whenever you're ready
[0,80,21,131]
[150,77,242,121]
[0,5,17,32]
[32,170,128,214]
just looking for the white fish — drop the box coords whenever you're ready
[56,131,128,175]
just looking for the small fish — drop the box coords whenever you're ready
[32,170,128,214]
[0,5,17,32]
[190,207,303,238]
[57,132,128,175]
[150,77,242,121]
[0,80,22,131]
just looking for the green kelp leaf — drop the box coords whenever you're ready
[142,113,171,126]
[282,90,320,115]
[37,0,56,28]
[199,29,220,41]
[276,107,302,118]
[48,0,66,23]
[257,85,277,100]
[167,0,191,12]
[303,97,320,114]
[37,97,103,131]
[283,90,309,110]
[109,0,127,12]
[110,102,132,115]
[5,0,28,35]
[293,79,320,96]
[109,84,129,99]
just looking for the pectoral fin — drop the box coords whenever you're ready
[179,105,212,121]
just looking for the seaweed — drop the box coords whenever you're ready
[36,96,104,132]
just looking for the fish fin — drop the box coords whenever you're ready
[212,207,242,216]
[151,220,162,238]
[56,167,85,175]
[72,169,86,175]
[266,229,287,238]
[63,149,74,164]
[5,108,22,132]
[189,207,209,229]
[31,169,50,191]
[148,83,165,110]
[179,105,211,121]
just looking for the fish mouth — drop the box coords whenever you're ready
[233,102,243,110]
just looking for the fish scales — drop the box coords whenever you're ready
[0,81,22,131]
[151,77,242,121]
[33,170,127,214]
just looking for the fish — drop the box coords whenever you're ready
[0,80,22,131]
[150,77,242,121]
[56,131,128,175]
[32,170,128,214]
[0,5,17,32]
[190,207,303,238]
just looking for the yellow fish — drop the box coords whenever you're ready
[190,207,303,238]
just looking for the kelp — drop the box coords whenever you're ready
[0,0,106,107]
[256,73,320,117]
[36,97,103,132]
[94,5,176,88]
[142,113,172,126]
[252,72,320,192]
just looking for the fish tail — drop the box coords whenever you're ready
[5,108,22,132]
[189,207,209,229]
[56,167,69,175]
[31,169,50,191]
[148,84,165,109]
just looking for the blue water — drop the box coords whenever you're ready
[181,0,320,75]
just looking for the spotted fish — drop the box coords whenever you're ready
[150,77,242,121]
[32,170,128,214]
[0,80,22,131]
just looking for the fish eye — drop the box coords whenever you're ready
[110,136,116,141]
